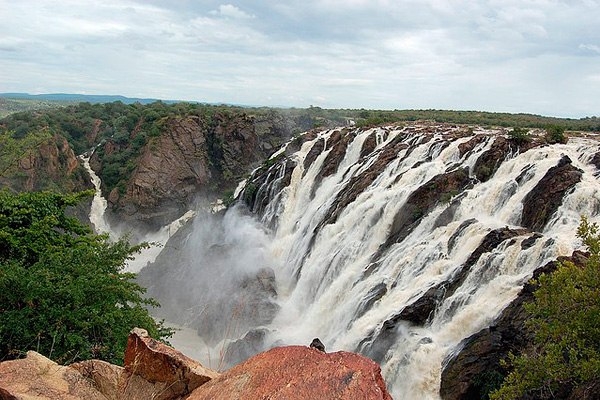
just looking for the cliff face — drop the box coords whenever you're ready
[0,134,91,193]
[92,112,298,230]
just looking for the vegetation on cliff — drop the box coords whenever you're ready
[0,190,172,365]
[491,217,600,399]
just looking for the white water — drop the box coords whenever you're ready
[238,126,600,398]
[79,153,112,235]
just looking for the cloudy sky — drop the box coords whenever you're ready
[1,1,599,117]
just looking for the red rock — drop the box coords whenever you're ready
[187,345,392,400]
[123,328,219,399]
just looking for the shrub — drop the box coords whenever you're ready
[544,125,567,144]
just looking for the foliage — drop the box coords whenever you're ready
[491,216,600,399]
[0,190,173,365]
[0,128,52,176]
[545,125,567,144]
[508,127,531,144]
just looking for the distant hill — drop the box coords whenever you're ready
[0,92,182,105]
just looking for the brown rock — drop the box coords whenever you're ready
[0,351,108,400]
[123,328,218,399]
[187,346,392,400]
[0,134,91,193]
[521,155,583,232]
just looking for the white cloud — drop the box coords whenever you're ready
[0,0,599,117]
[210,4,254,19]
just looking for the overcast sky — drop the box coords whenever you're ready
[1,1,599,117]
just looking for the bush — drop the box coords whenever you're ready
[545,125,567,144]
[491,216,600,399]
[508,127,531,144]
[0,190,173,365]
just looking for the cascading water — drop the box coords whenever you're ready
[230,123,600,398]
[79,153,112,235]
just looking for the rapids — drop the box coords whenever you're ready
[238,124,600,398]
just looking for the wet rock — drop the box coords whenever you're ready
[384,167,472,247]
[322,135,409,226]
[360,131,377,159]
[591,151,600,170]
[310,338,326,352]
[521,155,583,232]
[320,129,352,178]
[223,328,270,368]
[187,346,392,400]
[303,137,325,173]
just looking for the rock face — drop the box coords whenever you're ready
[94,112,302,230]
[122,328,218,399]
[187,346,392,400]
[0,134,91,193]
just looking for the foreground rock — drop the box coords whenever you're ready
[0,351,107,400]
[0,328,219,400]
[187,345,392,400]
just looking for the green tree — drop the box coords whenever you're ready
[508,127,531,145]
[544,125,567,144]
[0,190,173,365]
[491,216,600,399]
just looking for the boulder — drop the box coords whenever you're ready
[187,345,392,400]
[123,328,219,399]
[0,351,108,400]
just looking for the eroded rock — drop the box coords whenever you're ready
[187,346,392,400]
[123,328,218,399]
[521,155,583,232]
[0,351,107,400]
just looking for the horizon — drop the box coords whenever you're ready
[3,91,597,121]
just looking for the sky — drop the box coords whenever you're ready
[1,0,599,118]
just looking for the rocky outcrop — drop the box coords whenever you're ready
[0,328,219,400]
[122,328,218,399]
[439,251,590,400]
[521,155,583,232]
[0,134,91,193]
[0,330,392,400]
[384,167,472,247]
[0,351,108,400]
[187,346,392,400]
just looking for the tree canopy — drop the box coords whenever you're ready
[0,190,172,365]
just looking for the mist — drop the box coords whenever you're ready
[136,204,280,367]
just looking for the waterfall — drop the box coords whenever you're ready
[79,153,112,235]
[235,124,600,398]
